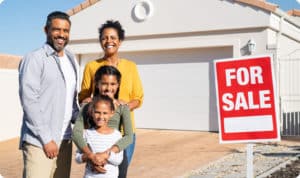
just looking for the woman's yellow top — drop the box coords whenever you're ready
[79,58,144,133]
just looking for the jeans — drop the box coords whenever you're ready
[125,133,136,164]
[118,151,128,178]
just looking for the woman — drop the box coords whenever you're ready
[78,20,144,165]
[73,66,132,177]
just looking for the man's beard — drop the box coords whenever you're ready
[47,37,68,52]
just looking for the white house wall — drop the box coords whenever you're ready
[278,34,300,58]
[269,13,300,56]
[69,0,271,41]
[0,70,22,141]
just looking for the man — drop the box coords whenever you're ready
[19,11,79,178]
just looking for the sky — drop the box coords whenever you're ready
[0,0,300,56]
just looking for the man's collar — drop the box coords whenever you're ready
[42,43,72,58]
[43,43,58,57]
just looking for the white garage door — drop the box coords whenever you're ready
[120,47,232,131]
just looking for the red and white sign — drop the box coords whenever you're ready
[214,55,280,143]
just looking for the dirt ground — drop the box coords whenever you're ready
[267,158,300,178]
[1,129,296,178]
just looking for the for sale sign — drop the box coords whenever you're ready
[214,55,280,143]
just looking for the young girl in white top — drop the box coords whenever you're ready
[75,95,123,178]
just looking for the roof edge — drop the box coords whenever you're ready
[234,0,278,13]
[66,0,101,16]
[287,9,300,17]
[0,54,22,69]
[235,0,300,27]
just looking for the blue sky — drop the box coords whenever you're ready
[0,0,84,56]
[0,0,300,56]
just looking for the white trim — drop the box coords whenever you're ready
[68,36,240,57]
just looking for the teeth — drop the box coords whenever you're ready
[57,39,65,43]
[106,45,113,49]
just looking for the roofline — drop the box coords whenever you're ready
[287,9,300,17]
[234,0,278,13]
[66,0,101,16]
[67,0,300,21]
[66,0,300,29]
[235,0,300,28]
[0,54,22,69]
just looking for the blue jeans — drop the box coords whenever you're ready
[125,134,136,164]
[118,151,128,178]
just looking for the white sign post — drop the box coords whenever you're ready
[247,144,254,178]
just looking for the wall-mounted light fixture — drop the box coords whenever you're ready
[247,39,256,54]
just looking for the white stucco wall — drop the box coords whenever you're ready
[278,35,300,58]
[0,70,22,141]
[70,0,271,40]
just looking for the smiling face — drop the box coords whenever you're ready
[45,18,70,56]
[100,27,122,57]
[92,101,113,128]
[96,74,120,99]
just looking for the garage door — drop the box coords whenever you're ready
[121,47,232,131]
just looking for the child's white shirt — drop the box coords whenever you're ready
[75,128,123,178]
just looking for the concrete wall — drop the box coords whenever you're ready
[0,69,22,141]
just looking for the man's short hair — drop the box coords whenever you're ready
[45,11,71,30]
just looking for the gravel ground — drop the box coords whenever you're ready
[266,158,300,178]
[185,143,300,178]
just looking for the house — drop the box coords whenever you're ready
[2,0,300,142]
[67,0,300,132]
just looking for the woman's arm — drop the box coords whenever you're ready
[130,63,144,110]
[126,99,140,111]
[75,146,90,163]
[72,105,89,150]
[110,105,133,152]
[118,63,144,111]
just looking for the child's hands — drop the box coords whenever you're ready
[87,152,108,164]
[86,153,100,165]
[95,151,109,163]
[90,151,110,173]
[92,164,107,173]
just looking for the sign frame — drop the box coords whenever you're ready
[214,55,280,144]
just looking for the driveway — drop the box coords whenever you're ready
[0,129,246,178]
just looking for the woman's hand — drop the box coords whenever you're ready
[95,151,109,164]
[118,99,140,111]
[92,164,107,173]
[81,97,92,105]
[90,151,110,173]
[117,99,127,106]
[87,151,109,166]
